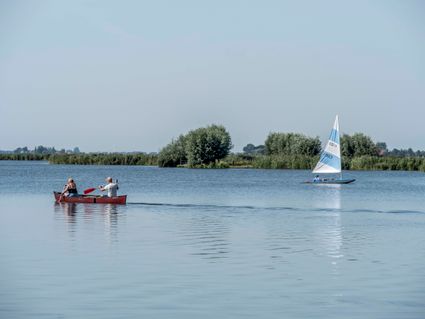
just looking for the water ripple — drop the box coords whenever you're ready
[127,202,425,215]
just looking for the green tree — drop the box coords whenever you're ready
[158,135,187,167]
[158,124,232,167]
[243,144,265,154]
[264,133,321,156]
[341,133,378,158]
[185,125,232,167]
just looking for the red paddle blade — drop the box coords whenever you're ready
[83,187,96,195]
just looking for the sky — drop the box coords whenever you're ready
[0,0,424,152]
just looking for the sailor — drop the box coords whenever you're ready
[99,177,119,197]
[313,175,321,182]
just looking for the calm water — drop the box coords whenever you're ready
[1,161,424,318]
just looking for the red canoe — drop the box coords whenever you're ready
[54,192,127,204]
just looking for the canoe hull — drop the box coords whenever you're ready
[304,179,356,185]
[54,192,127,204]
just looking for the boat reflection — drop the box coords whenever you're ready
[54,202,125,243]
[311,184,341,210]
[54,202,77,222]
[312,186,343,269]
[263,186,343,273]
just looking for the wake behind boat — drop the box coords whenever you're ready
[306,115,355,185]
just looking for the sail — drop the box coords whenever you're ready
[313,115,341,174]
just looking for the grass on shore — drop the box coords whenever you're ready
[2,153,425,172]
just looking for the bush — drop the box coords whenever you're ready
[0,154,48,160]
[185,125,232,167]
[341,133,378,158]
[157,135,187,167]
[48,153,158,165]
[252,154,317,169]
[158,124,232,168]
[264,133,321,157]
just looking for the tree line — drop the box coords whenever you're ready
[7,145,81,154]
[2,125,425,172]
[48,153,158,166]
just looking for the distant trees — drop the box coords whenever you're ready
[34,145,56,154]
[4,130,425,173]
[14,146,29,153]
[264,133,321,156]
[48,153,158,165]
[158,125,232,167]
[387,148,425,157]
[340,133,378,158]
[11,145,81,154]
[0,153,48,161]
[348,156,425,171]
[243,144,265,155]
[376,142,388,156]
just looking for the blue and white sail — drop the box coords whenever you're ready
[313,115,341,174]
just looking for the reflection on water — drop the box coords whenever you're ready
[317,212,343,269]
[311,186,343,266]
[311,184,341,210]
[54,202,77,223]
[54,202,125,243]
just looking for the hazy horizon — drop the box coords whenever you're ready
[1,1,424,152]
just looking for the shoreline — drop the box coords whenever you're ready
[1,156,425,172]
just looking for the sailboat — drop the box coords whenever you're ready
[306,115,355,184]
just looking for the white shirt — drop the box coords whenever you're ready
[103,182,118,197]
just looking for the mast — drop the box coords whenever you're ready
[335,114,342,180]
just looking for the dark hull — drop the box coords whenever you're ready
[304,179,356,185]
[54,192,127,204]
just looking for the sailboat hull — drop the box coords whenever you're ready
[304,179,356,184]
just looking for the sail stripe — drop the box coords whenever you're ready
[312,162,341,174]
[317,152,341,171]
[324,140,340,157]
[329,129,339,144]
[312,115,341,174]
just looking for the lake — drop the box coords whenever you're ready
[1,161,424,318]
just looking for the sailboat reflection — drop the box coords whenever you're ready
[313,186,343,270]
[264,186,343,271]
[311,184,341,210]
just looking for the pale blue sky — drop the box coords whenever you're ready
[1,0,424,152]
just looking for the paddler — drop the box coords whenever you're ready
[61,178,79,197]
[99,177,119,197]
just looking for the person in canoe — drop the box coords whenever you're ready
[99,177,119,197]
[61,178,79,197]
[313,175,321,183]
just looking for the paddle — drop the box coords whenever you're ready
[85,179,118,196]
[56,184,67,202]
[83,187,96,195]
